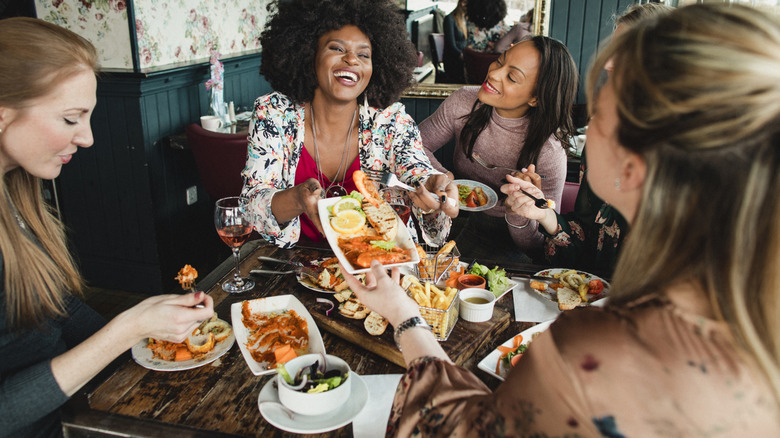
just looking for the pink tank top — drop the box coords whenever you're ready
[294,146,360,241]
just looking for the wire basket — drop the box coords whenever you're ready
[415,245,461,284]
[416,290,460,341]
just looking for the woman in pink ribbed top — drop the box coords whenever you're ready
[420,36,577,260]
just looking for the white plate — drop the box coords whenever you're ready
[231,295,326,376]
[531,268,609,307]
[131,320,235,372]
[477,319,553,381]
[317,197,420,274]
[258,373,368,434]
[454,179,498,212]
[296,257,337,293]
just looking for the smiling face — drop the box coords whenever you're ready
[314,25,373,104]
[477,40,540,118]
[0,68,96,179]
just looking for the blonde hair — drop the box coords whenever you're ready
[614,3,673,29]
[0,17,98,330]
[452,0,467,38]
[588,4,780,406]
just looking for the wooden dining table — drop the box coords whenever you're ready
[62,239,548,437]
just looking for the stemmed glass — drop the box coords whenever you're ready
[214,196,255,293]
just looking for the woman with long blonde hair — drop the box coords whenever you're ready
[442,0,468,83]
[345,4,780,435]
[0,18,214,436]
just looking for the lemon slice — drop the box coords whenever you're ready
[332,197,362,215]
[330,209,366,234]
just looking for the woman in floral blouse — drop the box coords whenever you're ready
[242,0,458,249]
[465,0,510,53]
[345,4,780,436]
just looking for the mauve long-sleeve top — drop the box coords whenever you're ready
[419,86,567,250]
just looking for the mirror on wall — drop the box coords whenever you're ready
[404,0,549,97]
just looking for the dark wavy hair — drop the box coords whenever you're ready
[459,36,578,169]
[260,0,417,108]
[466,0,507,29]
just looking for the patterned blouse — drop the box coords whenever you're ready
[387,294,780,436]
[466,20,510,53]
[241,91,451,249]
[541,151,628,277]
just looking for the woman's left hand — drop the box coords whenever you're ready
[408,174,459,218]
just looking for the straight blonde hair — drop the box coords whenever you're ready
[0,18,98,330]
[588,4,780,408]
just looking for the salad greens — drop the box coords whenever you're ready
[468,262,510,297]
[277,359,347,394]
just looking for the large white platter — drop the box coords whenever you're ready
[231,295,326,376]
[131,319,235,372]
[317,197,420,274]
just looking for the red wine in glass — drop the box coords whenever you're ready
[391,204,411,224]
[214,197,255,293]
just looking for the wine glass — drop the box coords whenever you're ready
[214,197,255,293]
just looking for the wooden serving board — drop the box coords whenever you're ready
[238,244,513,368]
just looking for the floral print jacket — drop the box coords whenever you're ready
[241,91,451,249]
[466,20,510,53]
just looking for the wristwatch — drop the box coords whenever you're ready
[393,316,430,351]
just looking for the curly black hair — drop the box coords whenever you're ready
[260,0,417,108]
[466,0,508,29]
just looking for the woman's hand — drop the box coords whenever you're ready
[125,292,215,344]
[502,174,558,233]
[512,163,543,190]
[270,178,324,232]
[343,261,421,328]
[408,174,459,218]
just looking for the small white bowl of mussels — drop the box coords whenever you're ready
[276,353,352,416]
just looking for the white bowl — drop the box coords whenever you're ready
[458,288,497,322]
[277,354,351,416]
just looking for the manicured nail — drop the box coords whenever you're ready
[440,195,447,203]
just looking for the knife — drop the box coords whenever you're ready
[511,274,559,284]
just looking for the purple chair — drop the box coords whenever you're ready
[462,46,499,84]
[184,123,248,200]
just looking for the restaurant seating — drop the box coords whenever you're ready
[561,181,580,215]
[462,46,499,84]
[184,123,248,200]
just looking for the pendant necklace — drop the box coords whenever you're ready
[310,103,356,198]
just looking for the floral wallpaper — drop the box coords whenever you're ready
[35,0,133,70]
[35,0,268,71]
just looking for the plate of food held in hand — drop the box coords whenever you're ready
[317,170,419,275]
[231,295,326,376]
[454,179,498,212]
[132,314,235,372]
[529,269,609,311]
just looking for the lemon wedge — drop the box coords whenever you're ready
[332,197,362,215]
[330,209,366,234]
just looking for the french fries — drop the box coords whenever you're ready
[403,274,459,340]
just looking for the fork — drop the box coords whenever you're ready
[250,256,318,281]
[519,188,551,209]
[472,154,546,179]
[362,168,414,191]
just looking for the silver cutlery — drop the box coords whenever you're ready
[363,168,414,191]
[251,256,318,281]
[472,153,546,179]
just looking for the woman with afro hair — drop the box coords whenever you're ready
[242,0,459,249]
[466,0,511,53]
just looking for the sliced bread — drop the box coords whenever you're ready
[557,286,582,311]
[362,199,398,240]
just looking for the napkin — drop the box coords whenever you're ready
[511,277,562,322]
[352,374,402,438]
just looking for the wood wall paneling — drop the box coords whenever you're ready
[58,53,270,294]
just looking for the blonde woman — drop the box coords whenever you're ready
[346,4,780,435]
[0,18,214,436]
[443,0,468,83]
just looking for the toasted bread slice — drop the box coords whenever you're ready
[364,311,389,336]
[362,199,398,240]
[557,286,582,311]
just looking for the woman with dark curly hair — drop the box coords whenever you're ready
[242,0,458,249]
[421,36,577,260]
[466,0,510,52]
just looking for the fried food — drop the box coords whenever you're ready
[175,264,198,289]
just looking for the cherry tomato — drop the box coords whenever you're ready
[466,191,478,208]
[588,279,604,295]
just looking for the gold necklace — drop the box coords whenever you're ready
[310,104,357,198]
